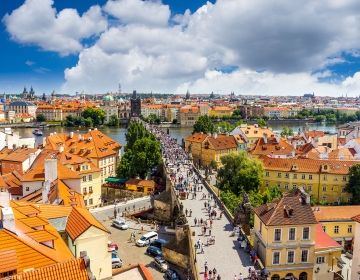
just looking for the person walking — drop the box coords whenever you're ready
[185,208,188,216]
[189,209,192,217]
[194,217,197,226]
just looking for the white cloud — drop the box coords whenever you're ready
[103,0,170,27]
[3,0,107,55]
[60,0,360,95]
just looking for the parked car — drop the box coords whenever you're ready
[136,231,158,247]
[111,251,122,269]
[153,256,168,272]
[107,241,119,252]
[112,219,129,230]
[150,239,167,249]
[165,269,181,280]
[146,246,163,257]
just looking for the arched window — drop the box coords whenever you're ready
[299,272,307,280]
[271,274,280,280]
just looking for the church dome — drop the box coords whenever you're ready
[103,94,114,102]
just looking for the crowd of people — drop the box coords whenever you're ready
[145,122,267,280]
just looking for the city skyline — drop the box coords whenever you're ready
[2,0,360,96]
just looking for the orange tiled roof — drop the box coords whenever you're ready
[2,148,38,163]
[315,224,342,250]
[0,250,17,275]
[19,216,48,228]
[26,230,58,243]
[185,133,208,143]
[66,207,109,240]
[251,136,294,156]
[7,258,89,280]
[260,155,356,175]
[239,125,273,139]
[313,205,360,221]
[253,191,317,226]
[305,130,325,139]
[206,134,238,151]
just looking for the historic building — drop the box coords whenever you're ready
[130,90,141,117]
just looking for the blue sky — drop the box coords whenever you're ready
[1,0,360,96]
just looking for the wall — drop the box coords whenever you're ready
[71,227,112,280]
[22,181,43,197]
[351,221,360,277]
[81,171,102,208]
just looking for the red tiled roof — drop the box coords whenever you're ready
[253,191,317,226]
[315,224,342,250]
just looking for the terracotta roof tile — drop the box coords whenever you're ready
[19,217,48,228]
[315,224,342,250]
[313,205,360,221]
[66,207,109,240]
[254,191,317,226]
[251,136,294,156]
[0,249,17,273]
[26,230,58,243]
[7,258,89,280]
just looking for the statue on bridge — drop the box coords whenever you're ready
[233,192,252,235]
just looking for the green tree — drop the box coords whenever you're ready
[232,109,242,117]
[64,115,74,127]
[125,121,152,151]
[36,114,46,122]
[346,164,360,204]
[216,121,234,133]
[217,151,264,195]
[84,117,93,127]
[256,118,267,128]
[220,191,242,213]
[280,126,294,138]
[108,115,120,126]
[209,160,218,171]
[193,115,215,134]
[81,107,105,126]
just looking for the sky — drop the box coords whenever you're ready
[2,0,360,96]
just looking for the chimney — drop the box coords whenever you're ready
[1,207,16,233]
[42,180,51,204]
[94,128,98,131]
[213,133,218,139]
[263,133,267,144]
[45,158,58,183]
[88,129,92,132]
[70,131,74,139]
[59,145,64,153]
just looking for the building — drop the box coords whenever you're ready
[351,214,360,277]
[240,105,264,119]
[185,133,240,167]
[45,129,122,185]
[312,205,360,251]
[208,106,233,118]
[125,179,156,194]
[260,156,354,203]
[231,124,274,148]
[0,147,40,175]
[250,135,295,158]
[141,104,163,120]
[131,90,141,117]
[338,121,360,144]
[7,101,37,119]
[253,190,317,280]
[179,105,201,127]
[113,264,154,280]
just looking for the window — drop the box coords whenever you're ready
[274,229,281,241]
[323,175,327,181]
[348,225,352,233]
[309,175,312,180]
[88,175,92,181]
[343,176,347,182]
[292,184,297,189]
[289,228,296,241]
[303,227,310,240]
[334,225,339,234]
[342,187,346,193]
[265,181,269,187]
[83,187,87,194]
[322,185,326,192]
[89,186,93,193]
[82,176,87,182]
[322,226,326,232]
[293,174,297,179]
[284,184,289,190]
[273,252,280,265]
[265,171,269,177]
[301,174,306,179]
[277,173,282,178]
[89,198,93,205]
[307,185,312,191]
[287,251,295,264]
[316,256,325,264]
[25,187,30,192]
[285,173,289,179]
[84,199,88,206]
[301,250,308,262]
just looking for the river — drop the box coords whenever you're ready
[14,122,337,149]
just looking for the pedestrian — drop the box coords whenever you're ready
[209,270,212,279]
[210,219,213,228]
[190,209,192,217]
[213,268,217,276]
[238,273,243,280]
[201,245,204,254]
[200,218,203,225]
[185,209,188,216]
[194,217,197,226]
[217,275,221,280]
[209,229,211,236]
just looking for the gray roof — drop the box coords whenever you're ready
[9,101,36,107]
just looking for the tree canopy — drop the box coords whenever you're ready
[81,107,105,126]
[107,115,120,127]
[346,164,360,204]
[36,114,46,122]
[280,126,294,138]
[193,115,215,134]
[217,151,264,195]
[117,121,161,179]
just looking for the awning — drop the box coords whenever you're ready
[105,177,127,184]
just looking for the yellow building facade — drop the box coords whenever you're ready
[253,191,317,280]
[208,106,233,118]
[125,179,155,194]
[260,156,355,203]
[185,133,239,167]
